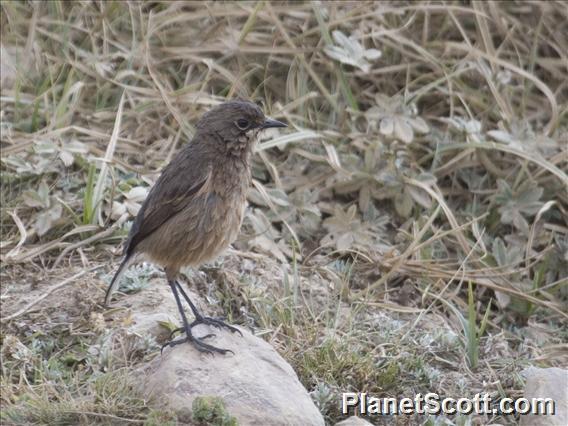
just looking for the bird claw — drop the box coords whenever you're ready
[169,327,217,340]
[162,319,236,355]
[161,332,231,355]
[169,326,184,339]
[192,316,243,336]
[170,317,242,341]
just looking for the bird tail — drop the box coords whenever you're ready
[104,255,133,307]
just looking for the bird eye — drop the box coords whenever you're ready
[236,119,250,130]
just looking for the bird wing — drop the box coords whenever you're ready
[123,150,212,257]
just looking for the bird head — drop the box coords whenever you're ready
[196,100,286,155]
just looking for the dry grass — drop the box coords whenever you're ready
[1,1,567,425]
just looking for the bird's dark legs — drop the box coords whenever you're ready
[175,281,200,316]
[162,280,232,355]
[175,281,243,336]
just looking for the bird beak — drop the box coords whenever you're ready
[261,117,287,129]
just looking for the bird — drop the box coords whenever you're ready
[104,100,287,354]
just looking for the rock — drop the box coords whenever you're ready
[141,324,325,426]
[520,366,567,426]
[128,311,178,341]
[120,280,183,341]
[113,274,324,424]
[115,278,203,342]
[335,416,374,426]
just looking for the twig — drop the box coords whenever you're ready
[52,223,121,270]
[5,211,28,259]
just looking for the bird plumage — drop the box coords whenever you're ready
[103,100,286,354]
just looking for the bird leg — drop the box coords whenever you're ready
[162,280,232,355]
[174,281,243,336]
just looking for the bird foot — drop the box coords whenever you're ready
[169,316,243,340]
[161,330,232,355]
[163,280,240,355]
[192,316,243,336]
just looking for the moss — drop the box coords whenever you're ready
[192,396,238,426]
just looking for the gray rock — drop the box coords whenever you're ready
[117,278,208,342]
[116,277,324,425]
[335,416,374,426]
[121,280,186,341]
[141,324,325,426]
[129,311,177,341]
[520,366,567,426]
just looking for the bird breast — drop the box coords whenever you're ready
[139,161,249,271]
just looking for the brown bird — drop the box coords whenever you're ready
[104,100,286,354]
